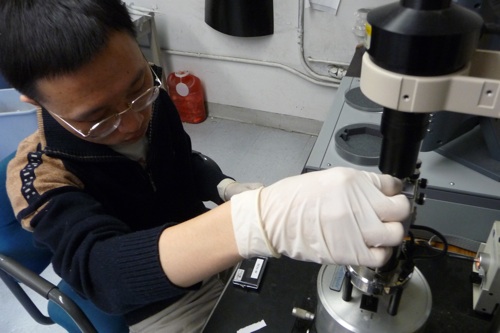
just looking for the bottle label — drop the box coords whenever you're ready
[365,23,372,50]
[176,83,189,97]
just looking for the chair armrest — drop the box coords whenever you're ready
[0,254,55,296]
[0,254,97,333]
[192,150,223,174]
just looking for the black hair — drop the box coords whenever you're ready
[0,0,136,100]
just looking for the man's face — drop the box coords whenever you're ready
[33,31,154,146]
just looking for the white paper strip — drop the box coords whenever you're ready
[236,319,267,333]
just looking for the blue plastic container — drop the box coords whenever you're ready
[0,89,38,159]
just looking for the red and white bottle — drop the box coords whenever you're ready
[166,71,207,124]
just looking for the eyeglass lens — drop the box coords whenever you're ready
[86,82,160,138]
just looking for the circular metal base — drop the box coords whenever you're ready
[334,123,382,166]
[316,265,432,333]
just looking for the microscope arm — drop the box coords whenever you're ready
[360,50,500,118]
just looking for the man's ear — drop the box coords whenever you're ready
[20,94,40,107]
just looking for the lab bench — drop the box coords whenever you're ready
[202,255,492,332]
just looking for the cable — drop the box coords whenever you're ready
[408,224,449,259]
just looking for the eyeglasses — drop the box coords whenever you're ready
[47,65,162,139]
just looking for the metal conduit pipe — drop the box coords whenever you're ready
[297,0,342,85]
[163,49,340,88]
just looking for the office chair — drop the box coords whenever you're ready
[0,150,224,332]
[0,151,128,333]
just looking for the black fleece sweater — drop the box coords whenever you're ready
[7,88,230,324]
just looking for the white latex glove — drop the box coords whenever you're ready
[231,167,410,268]
[217,179,264,202]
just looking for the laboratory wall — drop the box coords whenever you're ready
[129,0,392,134]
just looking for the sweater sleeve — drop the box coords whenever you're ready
[31,191,196,315]
[191,151,233,204]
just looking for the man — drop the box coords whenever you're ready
[0,1,410,331]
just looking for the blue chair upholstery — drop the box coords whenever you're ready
[0,73,10,89]
[0,151,127,332]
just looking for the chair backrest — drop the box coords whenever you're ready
[0,151,52,273]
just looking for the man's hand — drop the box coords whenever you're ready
[217,179,263,202]
[231,167,410,268]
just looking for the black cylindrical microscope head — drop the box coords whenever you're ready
[365,0,483,179]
